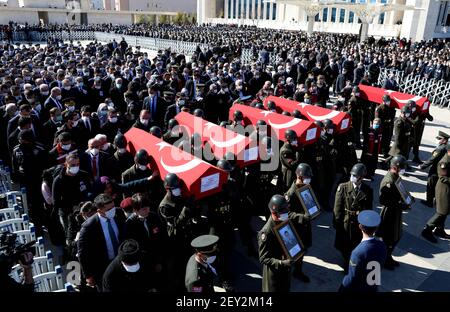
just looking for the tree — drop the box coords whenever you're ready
[174,12,184,25]
[136,14,148,24]
[160,15,168,24]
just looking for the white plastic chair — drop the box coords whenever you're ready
[33,265,64,292]
[0,214,30,233]
[10,250,54,281]
[0,204,21,221]
[35,236,45,257]
[14,225,36,245]
[53,283,77,292]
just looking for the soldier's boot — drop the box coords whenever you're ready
[433,228,450,240]
[293,259,310,283]
[421,225,438,243]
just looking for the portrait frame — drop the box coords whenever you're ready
[395,178,414,205]
[273,220,305,262]
[296,185,322,220]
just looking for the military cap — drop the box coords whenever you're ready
[436,131,450,140]
[358,210,381,228]
[120,197,133,213]
[191,235,219,254]
[118,239,140,264]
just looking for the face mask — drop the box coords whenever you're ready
[55,115,63,122]
[303,178,311,185]
[64,86,71,91]
[279,213,289,221]
[68,166,79,175]
[405,113,411,118]
[41,91,49,96]
[118,148,127,154]
[72,120,79,127]
[327,129,334,135]
[56,95,62,100]
[385,101,390,106]
[399,169,406,175]
[171,188,181,197]
[99,110,108,117]
[412,107,416,112]
[138,164,147,171]
[90,148,99,156]
[140,118,149,125]
[67,106,75,112]
[178,100,185,106]
[350,175,358,183]
[304,99,311,104]
[116,84,122,89]
[77,82,83,87]
[205,255,216,264]
[122,262,140,273]
[355,93,360,97]
[373,124,380,130]
[35,104,42,112]
[61,144,71,150]
[291,140,298,146]
[109,117,118,123]
[105,207,116,219]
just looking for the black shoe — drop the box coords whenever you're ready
[420,199,433,208]
[293,271,310,283]
[412,157,423,165]
[422,228,438,243]
[434,229,450,240]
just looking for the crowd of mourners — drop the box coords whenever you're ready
[0,21,449,293]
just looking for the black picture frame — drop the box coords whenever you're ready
[395,178,414,205]
[296,185,322,220]
[273,220,305,262]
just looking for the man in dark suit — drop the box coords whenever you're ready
[184,70,203,101]
[164,93,186,129]
[382,74,399,91]
[142,85,166,129]
[340,210,387,292]
[8,116,32,158]
[79,106,100,146]
[80,138,109,182]
[7,104,40,140]
[78,193,126,291]
[43,87,64,121]
[105,134,134,182]
[132,109,154,132]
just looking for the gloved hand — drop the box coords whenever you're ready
[279,259,294,268]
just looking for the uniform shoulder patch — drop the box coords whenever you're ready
[386,183,391,188]
[260,233,266,242]
[433,151,439,157]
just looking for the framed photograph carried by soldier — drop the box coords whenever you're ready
[273,220,305,262]
[296,185,321,220]
[395,178,414,205]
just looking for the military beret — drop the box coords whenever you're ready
[358,210,381,228]
[191,235,219,254]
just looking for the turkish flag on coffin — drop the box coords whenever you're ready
[229,103,320,145]
[263,96,352,134]
[124,127,228,200]
[359,84,430,112]
[175,112,259,168]
[358,84,430,113]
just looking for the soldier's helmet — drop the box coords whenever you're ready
[353,86,360,93]
[190,133,202,147]
[401,105,411,115]
[224,152,236,168]
[193,108,204,118]
[292,109,302,119]
[295,163,313,178]
[268,194,289,213]
[233,110,243,122]
[114,133,127,149]
[164,172,180,189]
[407,100,416,108]
[217,159,233,172]
[219,121,229,128]
[135,149,149,165]
[382,94,391,102]
[150,126,162,138]
[390,155,407,169]
[167,118,179,130]
[267,101,276,111]
[256,119,267,127]
[350,163,367,178]
[284,129,297,142]
[255,103,265,110]
[323,119,335,130]
[314,120,324,129]
[282,111,291,116]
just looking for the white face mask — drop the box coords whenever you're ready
[41,91,49,96]
[105,207,116,219]
[171,188,181,197]
[327,129,334,135]
[90,148,99,156]
[61,144,71,150]
[350,175,358,183]
[405,113,411,118]
[291,140,298,146]
[68,166,79,175]
[303,178,311,185]
[205,255,216,264]
[109,117,118,123]
[118,148,127,154]
[399,169,406,175]
[101,144,109,151]
[279,213,289,221]
[122,262,140,273]
[67,106,75,112]
[140,118,149,125]
[56,95,62,100]
[138,164,147,171]
[35,104,42,112]
[72,120,79,127]
[81,116,89,122]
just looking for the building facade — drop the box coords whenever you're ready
[197,0,450,41]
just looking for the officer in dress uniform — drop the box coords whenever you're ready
[348,86,363,148]
[334,163,373,267]
[421,160,450,243]
[258,195,310,292]
[377,155,409,270]
[339,210,387,292]
[280,129,302,190]
[285,163,314,282]
[361,118,382,179]
[407,100,433,164]
[419,131,449,207]
[185,235,221,293]
[385,106,413,166]
[375,95,396,158]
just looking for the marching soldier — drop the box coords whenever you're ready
[361,118,383,179]
[377,155,409,270]
[285,163,314,282]
[322,119,338,209]
[229,110,246,136]
[280,129,302,190]
[185,235,221,293]
[408,100,433,164]
[421,161,450,243]
[375,95,396,158]
[348,86,363,148]
[386,106,413,165]
[258,195,310,292]
[418,131,449,207]
[334,163,373,266]
[105,133,134,182]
